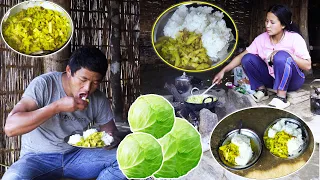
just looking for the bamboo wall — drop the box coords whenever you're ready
[70,0,140,120]
[0,0,43,175]
[249,0,309,46]
[0,0,140,176]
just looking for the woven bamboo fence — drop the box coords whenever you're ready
[0,0,140,176]
[70,0,140,120]
[249,0,309,47]
[0,0,44,176]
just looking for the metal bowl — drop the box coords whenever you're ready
[0,0,74,58]
[218,128,262,170]
[151,1,238,72]
[263,118,309,159]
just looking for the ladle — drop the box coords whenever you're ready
[200,83,216,95]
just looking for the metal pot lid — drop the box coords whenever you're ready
[175,72,192,82]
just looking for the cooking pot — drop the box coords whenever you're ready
[184,87,218,111]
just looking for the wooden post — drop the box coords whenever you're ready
[110,0,124,122]
[43,0,71,72]
[299,0,313,75]
[299,0,309,50]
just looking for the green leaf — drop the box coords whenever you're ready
[117,132,163,179]
[128,94,175,139]
[154,117,202,178]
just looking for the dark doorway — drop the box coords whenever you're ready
[309,0,320,66]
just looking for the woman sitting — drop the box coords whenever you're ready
[213,4,311,109]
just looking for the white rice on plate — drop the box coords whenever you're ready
[231,134,253,166]
[163,5,234,62]
[101,132,114,146]
[267,118,304,156]
[68,134,82,145]
[83,128,98,139]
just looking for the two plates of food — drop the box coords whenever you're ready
[210,107,314,179]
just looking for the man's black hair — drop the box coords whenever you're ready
[68,46,108,77]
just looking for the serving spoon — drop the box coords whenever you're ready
[237,119,243,134]
[30,50,53,56]
[200,83,216,95]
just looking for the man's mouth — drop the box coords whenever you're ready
[79,93,88,100]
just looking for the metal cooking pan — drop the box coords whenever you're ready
[184,87,218,111]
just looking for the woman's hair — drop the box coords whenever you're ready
[267,4,300,34]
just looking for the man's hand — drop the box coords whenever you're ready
[56,97,88,113]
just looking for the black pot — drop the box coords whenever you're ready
[184,94,218,111]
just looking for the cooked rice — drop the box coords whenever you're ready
[68,134,82,145]
[163,5,234,62]
[231,134,253,166]
[267,118,304,156]
[83,128,98,139]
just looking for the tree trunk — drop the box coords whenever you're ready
[110,1,124,122]
[43,0,71,72]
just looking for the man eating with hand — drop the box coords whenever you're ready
[3,46,127,180]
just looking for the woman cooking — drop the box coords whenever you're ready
[213,4,311,109]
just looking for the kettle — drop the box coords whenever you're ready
[175,72,192,94]
[310,79,320,115]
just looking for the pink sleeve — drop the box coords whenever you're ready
[246,37,259,54]
[293,34,311,59]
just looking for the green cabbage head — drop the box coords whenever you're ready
[117,132,163,178]
[154,117,202,178]
[128,94,175,139]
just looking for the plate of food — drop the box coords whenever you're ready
[218,128,262,170]
[263,118,309,159]
[0,0,74,57]
[152,1,238,72]
[65,128,114,148]
[210,107,315,179]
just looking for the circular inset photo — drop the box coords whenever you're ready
[210,107,315,180]
[152,1,238,72]
[0,0,74,58]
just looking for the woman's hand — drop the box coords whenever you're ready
[212,50,248,84]
[213,70,225,84]
[267,50,311,70]
[267,50,278,63]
